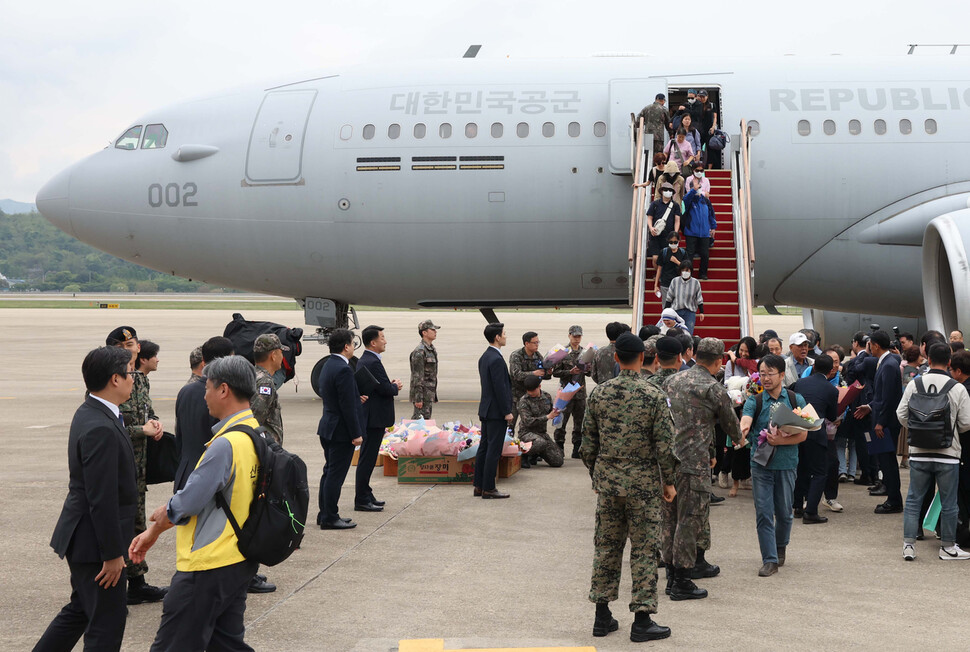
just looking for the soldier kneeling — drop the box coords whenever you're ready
[516,376,565,468]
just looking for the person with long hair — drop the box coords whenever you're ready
[719,337,757,496]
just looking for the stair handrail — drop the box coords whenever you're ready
[629,117,648,327]
[732,119,755,337]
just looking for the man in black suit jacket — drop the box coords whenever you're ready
[791,353,840,524]
[318,328,365,529]
[475,322,515,499]
[35,347,138,652]
[855,330,904,513]
[355,325,402,511]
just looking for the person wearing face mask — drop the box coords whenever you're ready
[645,181,682,264]
[664,128,695,176]
[653,232,684,302]
[653,161,685,205]
[664,261,704,335]
[679,115,703,165]
[682,182,717,280]
[685,161,710,196]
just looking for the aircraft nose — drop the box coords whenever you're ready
[36,164,73,236]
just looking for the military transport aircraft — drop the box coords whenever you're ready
[35,51,970,351]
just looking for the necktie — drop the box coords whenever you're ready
[119,414,126,429]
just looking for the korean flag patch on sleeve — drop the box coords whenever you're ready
[259,386,272,395]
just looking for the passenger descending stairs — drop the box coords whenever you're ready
[628,118,754,350]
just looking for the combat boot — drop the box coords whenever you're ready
[592,602,618,637]
[127,575,168,605]
[630,611,671,642]
[664,566,673,595]
[690,548,720,579]
[669,567,708,601]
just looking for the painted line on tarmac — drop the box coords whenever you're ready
[246,484,436,629]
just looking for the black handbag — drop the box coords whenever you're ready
[146,432,179,485]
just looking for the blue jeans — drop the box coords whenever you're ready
[675,309,696,335]
[835,436,857,476]
[904,460,960,546]
[750,462,796,564]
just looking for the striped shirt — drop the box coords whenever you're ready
[665,276,704,313]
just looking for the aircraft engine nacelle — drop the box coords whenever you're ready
[922,210,970,336]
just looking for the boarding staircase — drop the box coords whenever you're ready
[628,118,755,350]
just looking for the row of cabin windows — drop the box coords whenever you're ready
[343,121,608,141]
[796,118,938,137]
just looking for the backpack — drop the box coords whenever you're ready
[907,377,956,449]
[215,424,309,566]
[223,313,304,383]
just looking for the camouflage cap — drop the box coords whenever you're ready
[106,326,137,346]
[568,325,583,336]
[418,319,441,332]
[644,334,662,356]
[696,337,725,357]
[253,333,289,355]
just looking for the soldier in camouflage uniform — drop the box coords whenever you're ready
[645,335,683,391]
[251,333,289,444]
[661,338,742,600]
[188,345,204,384]
[638,93,670,160]
[516,375,564,468]
[582,333,678,642]
[106,326,168,604]
[552,325,592,458]
[509,331,550,431]
[641,335,662,378]
[409,319,439,419]
[591,322,631,386]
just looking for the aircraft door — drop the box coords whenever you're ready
[607,79,668,174]
[246,90,317,184]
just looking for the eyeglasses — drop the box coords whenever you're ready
[760,371,781,378]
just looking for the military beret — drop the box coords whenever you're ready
[644,334,662,356]
[615,332,645,354]
[568,325,583,336]
[656,336,683,356]
[523,375,542,391]
[418,319,440,332]
[106,326,137,346]
[696,337,725,357]
[254,333,290,355]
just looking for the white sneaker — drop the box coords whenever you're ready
[824,498,844,513]
[903,544,916,561]
[717,472,730,488]
[939,545,970,560]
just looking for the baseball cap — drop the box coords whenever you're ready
[419,319,441,332]
[789,333,809,346]
[253,333,290,355]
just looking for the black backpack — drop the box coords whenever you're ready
[907,377,956,450]
[215,425,309,566]
[223,313,303,383]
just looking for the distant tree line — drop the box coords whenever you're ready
[0,209,231,293]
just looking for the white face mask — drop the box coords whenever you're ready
[693,171,704,178]
[688,98,695,104]
[681,271,691,280]
[662,191,673,199]
[669,242,679,251]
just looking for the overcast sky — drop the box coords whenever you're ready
[2,0,968,202]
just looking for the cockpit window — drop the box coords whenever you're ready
[141,124,168,149]
[115,126,143,150]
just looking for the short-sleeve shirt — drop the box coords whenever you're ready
[742,389,807,470]
[657,246,683,287]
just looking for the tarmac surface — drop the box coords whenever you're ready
[3,307,964,651]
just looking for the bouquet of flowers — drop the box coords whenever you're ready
[543,344,569,368]
[745,372,763,396]
[551,382,582,426]
[770,403,823,435]
[577,344,598,371]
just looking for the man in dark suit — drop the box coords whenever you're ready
[855,330,904,513]
[791,353,840,524]
[355,325,402,512]
[35,346,138,652]
[318,328,365,529]
[474,322,515,499]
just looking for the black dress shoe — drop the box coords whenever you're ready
[758,562,778,577]
[803,513,828,524]
[869,486,889,497]
[354,502,384,512]
[710,494,725,504]
[473,486,483,497]
[481,489,510,499]
[247,576,277,593]
[369,497,386,507]
[874,502,903,514]
[793,507,804,518]
[255,573,267,583]
[320,519,357,529]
